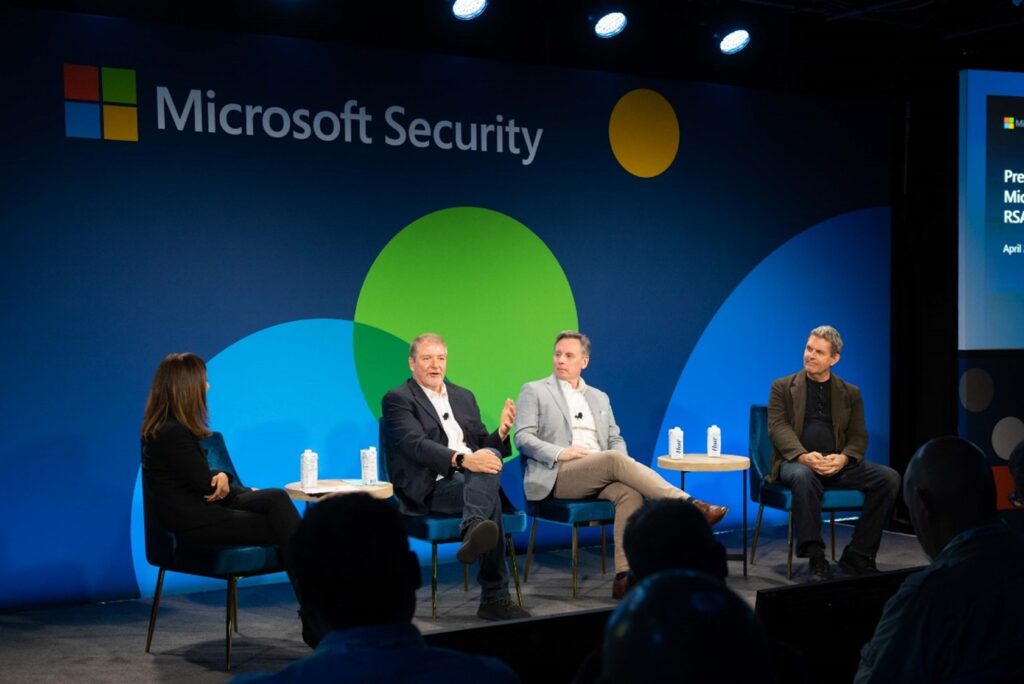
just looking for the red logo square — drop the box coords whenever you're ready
[64,64,99,101]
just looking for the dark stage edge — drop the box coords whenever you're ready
[0,524,929,683]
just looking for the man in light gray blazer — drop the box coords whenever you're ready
[514,330,728,599]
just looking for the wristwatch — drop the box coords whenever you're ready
[454,453,465,471]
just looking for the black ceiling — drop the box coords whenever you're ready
[10,0,1024,94]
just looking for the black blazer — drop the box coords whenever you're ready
[141,418,244,532]
[381,378,510,515]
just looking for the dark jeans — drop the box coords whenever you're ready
[778,458,900,559]
[177,488,302,597]
[430,470,510,604]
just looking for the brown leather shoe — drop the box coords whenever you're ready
[612,572,634,600]
[690,499,728,526]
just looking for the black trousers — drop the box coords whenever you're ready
[177,488,301,594]
[778,458,900,559]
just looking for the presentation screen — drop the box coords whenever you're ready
[960,70,1024,349]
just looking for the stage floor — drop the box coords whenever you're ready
[0,523,929,683]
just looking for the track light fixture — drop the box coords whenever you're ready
[594,12,627,39]
[452,0,488,21]
[719,29,751,54]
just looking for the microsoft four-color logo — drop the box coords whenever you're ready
[1004,116,1017,131]
[64,64,138,142]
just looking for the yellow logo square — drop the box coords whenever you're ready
[103,104,138,142]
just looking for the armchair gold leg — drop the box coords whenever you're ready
[145,568,166,653]
[572,525,580,599]
[225,576,236,672]
[431,543,439,620]
[231,579,239,633]
[600,525,607,575]
[830,512,837,560]
[524,518,538,583]
[786,513,794,580]
[750,504,765,564]
[506,533,523,607]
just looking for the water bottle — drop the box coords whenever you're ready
[300,449,318,488]
[668,427,684,459]
[706,425,722,457]
[361,446,378,485]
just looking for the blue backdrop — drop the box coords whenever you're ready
[0,6,891,608]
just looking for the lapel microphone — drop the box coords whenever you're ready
[574,412,583,420]
[443,412,450,420]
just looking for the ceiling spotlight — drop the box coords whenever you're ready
[452,0,488,21]
[594,12,627,39]
[719,29,751,54]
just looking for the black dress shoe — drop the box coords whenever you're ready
[808,555,833,581]
[477,598,531,621]
[456,520,499,564]
[838,548,879,575]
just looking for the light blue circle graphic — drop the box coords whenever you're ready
[653,208,891,528]
[130,318,378,597]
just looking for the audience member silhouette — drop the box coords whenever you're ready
[855,436,1024,683]
[601,569,771,684]
[622,498,728,587]
[233,494,519,683]
[571,499,729,684]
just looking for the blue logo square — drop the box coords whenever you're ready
[65,102,101,138]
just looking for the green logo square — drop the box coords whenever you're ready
[101,67,136,105]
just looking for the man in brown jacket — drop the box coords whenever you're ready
[768,325,900,581]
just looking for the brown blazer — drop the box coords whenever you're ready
[766,370,868,482]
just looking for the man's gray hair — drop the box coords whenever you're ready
[555,330,591,357]
[810,325,843,356]
[409,333,446,358]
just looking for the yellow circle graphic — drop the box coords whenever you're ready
[608,88,680,178]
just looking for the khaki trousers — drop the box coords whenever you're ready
[551,450,688,573]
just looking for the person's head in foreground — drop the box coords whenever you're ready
[904,436,998,559]
[291,493,422,630]
[601,569,768,684]
[622,498,727,584]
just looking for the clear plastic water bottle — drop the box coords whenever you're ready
[361,446,378,485]
[668,427,684,459]
[300,449,318,488]
[706,425,722,457]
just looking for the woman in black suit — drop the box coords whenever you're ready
[140,352,315,646]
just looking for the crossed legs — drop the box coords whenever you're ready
[551,450,688,573]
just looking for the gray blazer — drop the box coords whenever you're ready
[514,374,627,500]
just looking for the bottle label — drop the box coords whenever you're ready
[301,450,318,488]
[668,427,684,458]
[361,448,378,485]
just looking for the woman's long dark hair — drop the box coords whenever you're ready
[140,352,211,439]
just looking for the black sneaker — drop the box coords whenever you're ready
[477,598,531,621]
[838,548,879,575]
[456,520,499,564]
[808,555,833,581]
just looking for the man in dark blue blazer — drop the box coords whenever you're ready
[381,333,529,621]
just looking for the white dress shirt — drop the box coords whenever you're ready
[559,378,602,452]
[417,382,471,479]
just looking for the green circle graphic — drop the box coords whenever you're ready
[354,206,578,433]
